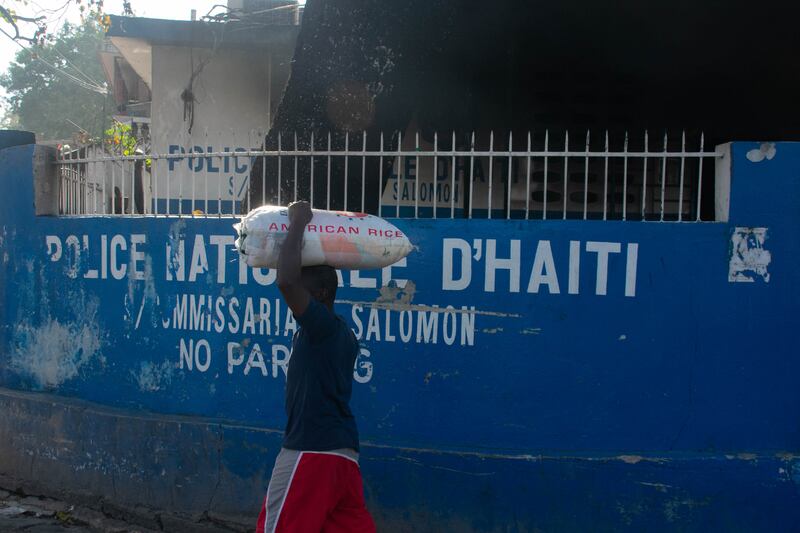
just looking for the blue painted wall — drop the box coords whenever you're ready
[0,141,798,531]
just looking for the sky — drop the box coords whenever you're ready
[0,0,226,116]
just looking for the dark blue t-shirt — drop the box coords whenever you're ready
[282,299,360,452]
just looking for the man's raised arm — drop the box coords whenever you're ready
[277,201,313,316]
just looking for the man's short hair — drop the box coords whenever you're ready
[301,265,338,304]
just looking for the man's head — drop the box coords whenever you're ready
[301,265,338,308]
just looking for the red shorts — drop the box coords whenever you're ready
[256,448,376,533]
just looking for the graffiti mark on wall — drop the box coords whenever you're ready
[729,227,771,283]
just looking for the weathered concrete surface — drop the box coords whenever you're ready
[0,487,159,532]
[0,387,265,532]
[3,386,800,532]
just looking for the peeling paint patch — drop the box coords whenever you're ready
[376,280,416,305]
[729,227,771,282]
[133,360,176,392]
[746,142,776,163]
[167,219,187,278]
[350,270,523,316]
[11,302,104,388]
[639,481,671,492]
[618,334,627,341]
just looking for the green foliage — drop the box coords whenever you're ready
[105,120,136,155]
[0,20,112,140]
[104,119,149,166]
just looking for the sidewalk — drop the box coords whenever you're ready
[0,488,158,533]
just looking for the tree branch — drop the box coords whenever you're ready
[0,5,46,43]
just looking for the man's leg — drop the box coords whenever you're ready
[269,451,347,532]
[322,457,376,533]
[256,448,301,533]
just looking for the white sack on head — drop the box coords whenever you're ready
[234,205,412,270]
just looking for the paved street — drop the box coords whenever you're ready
[0,488,157,533]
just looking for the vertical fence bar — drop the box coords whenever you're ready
[468,131,475,219]
[622,132,629,221]
[191,132,197,216]
[65,156,69,214]
[583,130,590,220]
[165,145,171,216]
[69,158,72,214]
[543,130,549,220]
[179,129,186,217]
[488,131,494,219]
[61,154,66,214]
[641,130,649,220]
[203,129,210,216]
[660,131,668,221]
[91,157,97,214]
[396,131,401,217]
[122,154,128,215]
[57,157,61,214]
[344,131,350,211]
[79,157,83,214]
[61,155,66,214]
[130,157,135,215]
[102,154,108,215]
[68,153,72,214]
[562,130,568,220]
[378,132,384,216]
[59,156,63,214]
[67,158,72,213]
[525,131,531,220]
[230,129,237,215]
[72,154,76,214]
[602,130,609,220]
[67,155,70,213]
[326,132,331,210]
[293,131,299,203]
[228,128,234,214]
[72,152,77,214]
[245,130,252,215]
[111,154,117,215]
[216,132,224,217]
[414,131,420,219]
[361,131,367,213]
[678,130,686,221]
[310,132,315,208]
[507,131,513,220]
[277,132,282,207]
[450,131,456,219]
[261,133,266,207]
[696,133,705,222]
[433,132,438,219]
[76,155,80,213]
[82,158,86,213]
[151,151,157,216]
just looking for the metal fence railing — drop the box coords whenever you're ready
[56,129,724,222]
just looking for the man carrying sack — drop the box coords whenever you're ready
[255,201,376,533]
